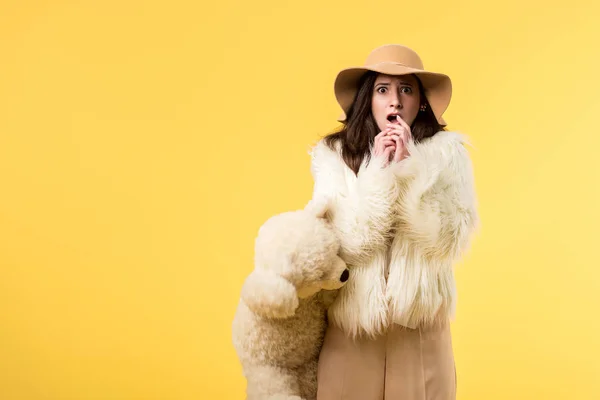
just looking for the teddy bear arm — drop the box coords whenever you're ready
[241,269,299,319]
[244,363,304,400]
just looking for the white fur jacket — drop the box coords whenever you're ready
[309,130,479,338]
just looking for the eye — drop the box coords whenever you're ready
[400,86,413,94]
[376,86,388,94]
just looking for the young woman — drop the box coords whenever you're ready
[309,44,479,400]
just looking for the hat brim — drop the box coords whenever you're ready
[334,63,452,126]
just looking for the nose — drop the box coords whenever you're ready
[390,92,402,109]
[340,269,350,283]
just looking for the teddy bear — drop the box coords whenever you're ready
[232,199,349,400]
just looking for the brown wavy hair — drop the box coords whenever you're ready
[323,71,445,175]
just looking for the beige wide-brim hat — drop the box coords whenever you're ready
[334,44,452,126]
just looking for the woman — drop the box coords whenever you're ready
[310,44,479,399]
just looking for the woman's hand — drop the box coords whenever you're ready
[373,129,397,167]
[386,116,413,163]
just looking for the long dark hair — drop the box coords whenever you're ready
[323,71,445,175]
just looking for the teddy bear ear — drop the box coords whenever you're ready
[304,196,331,219]
[240,269,299,319]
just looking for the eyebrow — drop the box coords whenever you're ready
[375,81,414,87]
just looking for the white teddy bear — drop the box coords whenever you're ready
[232,199,349,400]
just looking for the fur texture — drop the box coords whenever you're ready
[309,131,479,337]
[232,202,348,400]
[309,139,400,266]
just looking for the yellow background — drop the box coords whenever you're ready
[1,0,599,399]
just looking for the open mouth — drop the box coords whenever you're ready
[387,114,401,122]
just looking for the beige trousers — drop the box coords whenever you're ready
[316,320,456,400]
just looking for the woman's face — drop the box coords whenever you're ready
[371,73,421,132]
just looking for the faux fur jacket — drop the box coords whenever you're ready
[309,130,479,338]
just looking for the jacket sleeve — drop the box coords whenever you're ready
[309,139,399,266]
[391,131,479,262]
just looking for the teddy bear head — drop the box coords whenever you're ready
[241,198,349,318]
